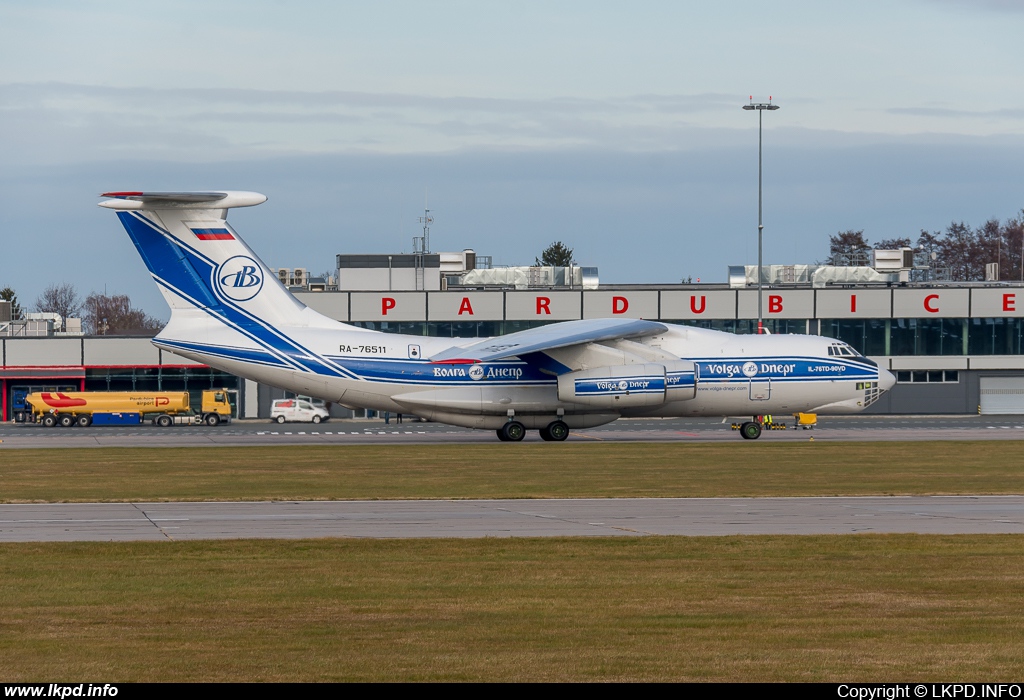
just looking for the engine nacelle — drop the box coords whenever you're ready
[558,360,696,408]
[664,359,697,401]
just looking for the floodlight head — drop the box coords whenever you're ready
[742,100,781,111]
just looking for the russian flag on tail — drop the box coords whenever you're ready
[190,227,235,241]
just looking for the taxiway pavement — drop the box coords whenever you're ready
[2,496,1022,542]
[1,415,1022,448]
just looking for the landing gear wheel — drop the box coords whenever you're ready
[205,413,221,426]
[500,420,526,442]
[58,414,75,428]
[740,421,762,440]
[496,429,509,441]
[156,414,173,427]
[540,420,569,442]
[76,415,92,427]
[548,420,569,441]
[42,414,57,428]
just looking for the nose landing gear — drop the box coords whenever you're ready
[739,420,763,440]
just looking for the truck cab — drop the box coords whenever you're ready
[199,390,233,425]
[150,390,233,427]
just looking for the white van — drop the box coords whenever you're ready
[271,398,330,424]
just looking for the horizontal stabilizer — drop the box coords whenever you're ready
[99,191,267,211]
[429,317,668,363]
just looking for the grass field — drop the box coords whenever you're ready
[2,535,1023,682]
[3,441,1023,681]
[2,440,1024,502]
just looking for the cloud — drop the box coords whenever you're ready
[0,82,740,118]
[887,107,1024,120]
[0,82,771,164]
[4,82,1024,168]
[925,0,1024,12]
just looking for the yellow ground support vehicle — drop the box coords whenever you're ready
[25,390,233,427]
[794,412,818,429]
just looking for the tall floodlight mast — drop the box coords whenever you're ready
[742,96,780,334]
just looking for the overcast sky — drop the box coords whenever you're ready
[2,0,1023,319]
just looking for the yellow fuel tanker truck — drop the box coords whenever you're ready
[25,390,233,427]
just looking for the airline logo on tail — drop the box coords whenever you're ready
[216,255,264,301]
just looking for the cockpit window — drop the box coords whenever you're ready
[829,343,863,358]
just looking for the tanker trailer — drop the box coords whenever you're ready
[25,390,232,427]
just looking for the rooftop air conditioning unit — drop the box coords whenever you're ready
[277,268,291,284]
[292,268,307,287]
[873,248,914,272]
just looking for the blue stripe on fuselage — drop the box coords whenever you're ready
[324,357,553,385]
[696,357,877,382]
[155,339,291,368]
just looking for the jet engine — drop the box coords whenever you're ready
[556,360,696,408]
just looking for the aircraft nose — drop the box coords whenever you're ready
[879,368,896,392]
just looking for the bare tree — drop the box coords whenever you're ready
[824,230,871,266]
[1002,212,1024,281]
[976,218,1003,279]
[914,217,1019,281]
[937,221,980,281]
[35,283,81,331]
[873,237,911,250]
[83,293,164,336]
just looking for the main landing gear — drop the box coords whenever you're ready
[495,415,571,442]
[539,420,569,442]
[496,420,526,442]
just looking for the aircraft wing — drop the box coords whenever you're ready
[429,317,668,363]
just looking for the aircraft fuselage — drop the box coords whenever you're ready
[155,321,889,430]
[100,190,895,441]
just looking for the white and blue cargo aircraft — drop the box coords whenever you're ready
[100,191,895,441]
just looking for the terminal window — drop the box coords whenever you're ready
[895,370,959,384]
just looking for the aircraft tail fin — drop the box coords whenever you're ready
[99,191,307,327]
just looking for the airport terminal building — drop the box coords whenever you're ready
[5,277,1024,419]
[0,333,249,423]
